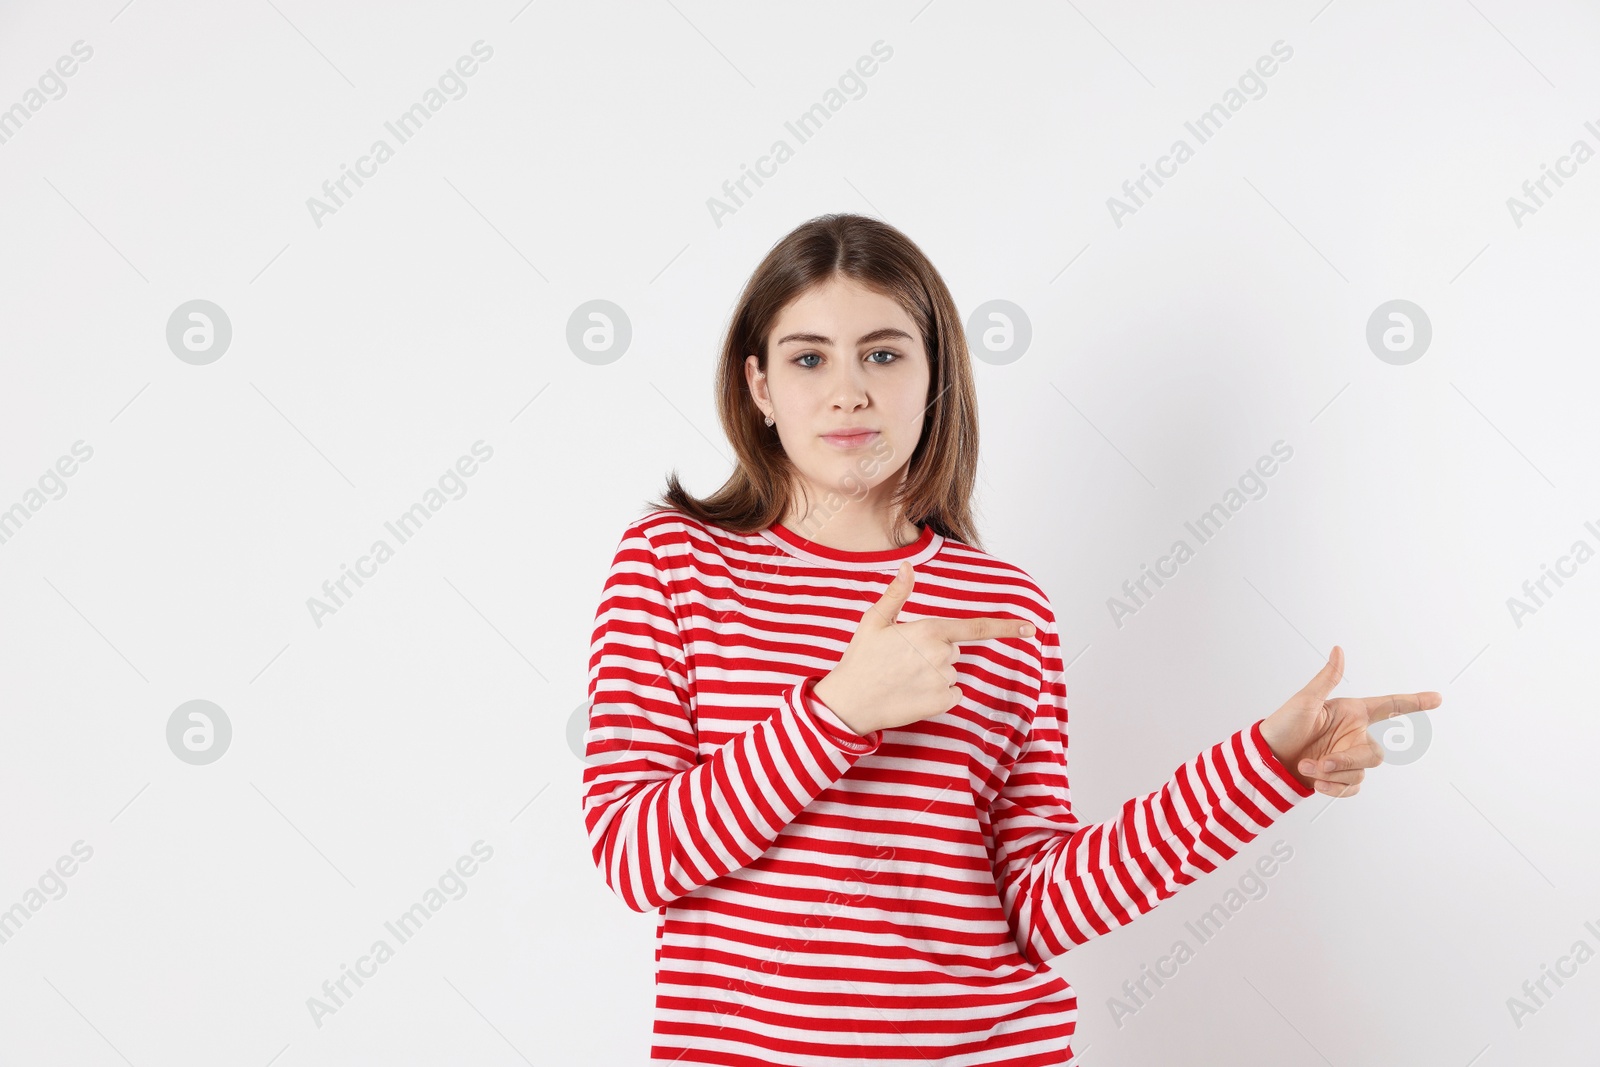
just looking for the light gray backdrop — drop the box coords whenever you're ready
[1,1,1595,1064]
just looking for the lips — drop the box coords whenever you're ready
[822,430,878,447]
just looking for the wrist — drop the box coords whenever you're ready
[1258,715,1286,761]
[1258,716,1314,790]
[813,675,873,736]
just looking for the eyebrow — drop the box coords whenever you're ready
[775,327,915,347]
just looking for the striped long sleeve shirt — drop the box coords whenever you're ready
[580,510,1314,1065]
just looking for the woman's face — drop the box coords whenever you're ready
[745,275,931,514]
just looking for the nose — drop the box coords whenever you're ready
[827,358,869,411]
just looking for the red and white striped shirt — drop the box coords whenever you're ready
[581,510,1313,1065]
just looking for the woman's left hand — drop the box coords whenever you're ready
[1259,646,1442,798]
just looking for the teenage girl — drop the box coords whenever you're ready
[581,213,1441,1065]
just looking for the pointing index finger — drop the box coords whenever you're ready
[1365,691,1443,722]
[926,616,1036,645]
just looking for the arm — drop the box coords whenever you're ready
[580,521,882,913]
[988,618,1314,967]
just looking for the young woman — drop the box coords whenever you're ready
[580,213,1441,1065]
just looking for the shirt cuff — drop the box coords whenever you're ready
[1249,719,1316,799]
[798,675,881,754]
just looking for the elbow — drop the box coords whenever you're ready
[601,854,668,914]
[1020,936,1069,970]
[623,891,664,914]
[583,786,681,914]
[586,830,672,914]
[1005,879,1074,969]
[600,869,670,914]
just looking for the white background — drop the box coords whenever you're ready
[1,1,1596,1064]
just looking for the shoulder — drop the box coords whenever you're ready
[616,508,742,563]
[620,507,687,543]
[621,508,720,542]
[933,535,1060,631]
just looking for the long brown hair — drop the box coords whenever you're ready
[646,212,983,551]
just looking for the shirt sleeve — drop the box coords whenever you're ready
[987,615,1315,967]
[580,519,883,913]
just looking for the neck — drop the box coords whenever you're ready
[781,498,920,553]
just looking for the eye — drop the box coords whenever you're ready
[790,349,900,368]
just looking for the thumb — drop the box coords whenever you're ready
[862,561,914,630]
[1299,645,1344,702]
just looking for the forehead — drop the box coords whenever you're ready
[770,278,920,347]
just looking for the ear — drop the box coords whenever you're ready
[744,354,768,406]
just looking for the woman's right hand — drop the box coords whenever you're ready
[813,560,1036,736]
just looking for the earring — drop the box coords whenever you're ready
[765,414,775,426]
